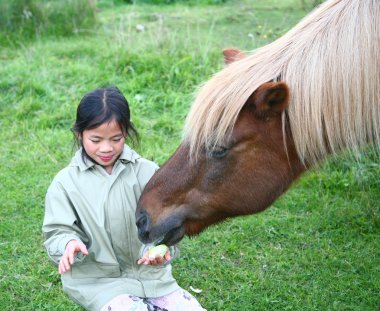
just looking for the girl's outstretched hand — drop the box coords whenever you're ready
[137,249,171,267]
[59,240,89,274]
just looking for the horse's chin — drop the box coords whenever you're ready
[154,225,186,246]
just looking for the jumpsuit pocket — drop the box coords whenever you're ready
[70,262,121,278]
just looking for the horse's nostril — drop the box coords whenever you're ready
[137,213,147,228]
[136,210,150,242]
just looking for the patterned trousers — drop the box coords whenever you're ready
[99,288,206,311]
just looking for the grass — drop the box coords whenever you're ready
[0,0,97,44]
[0,0,379,310]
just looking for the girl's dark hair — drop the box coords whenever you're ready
[72,86,139,160]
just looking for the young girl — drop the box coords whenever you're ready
[42,87,206,311]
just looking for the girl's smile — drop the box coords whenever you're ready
[81,120,125,174]
[99,155,113,162]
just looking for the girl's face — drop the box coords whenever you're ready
[81,120,125,174]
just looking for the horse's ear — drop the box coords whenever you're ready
[223,48,246,65]
[248,82,289,118]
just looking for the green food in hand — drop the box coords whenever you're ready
[147,244,169,259]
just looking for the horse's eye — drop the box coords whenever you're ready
[208,146,229,159]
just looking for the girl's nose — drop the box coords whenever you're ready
[99,142,113,152]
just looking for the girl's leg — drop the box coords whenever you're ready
[145,288,206,311]
[99,294,148,311]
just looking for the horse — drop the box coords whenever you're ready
[136,0,380,246]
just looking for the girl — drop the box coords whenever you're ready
[42,87,206,311]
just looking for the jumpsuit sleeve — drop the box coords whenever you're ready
[42,178,88,265]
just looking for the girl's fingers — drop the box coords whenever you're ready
[152,256,165,266]
[164,251,171,262]
[59,260,67,274]
[79,243,89,255]
[141,258,150,265]
[137,256,147,265]
[58,241,90,274]
[137,253,169,266]
[69,251,75,265]
[60,251,74,274]
[62,255,71,271]
[137,251,150,265]
[137,256,158,265]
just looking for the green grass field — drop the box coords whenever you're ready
[0,0,379,310]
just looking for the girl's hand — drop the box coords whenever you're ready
[58,240,89,274]
[137,249,171,266]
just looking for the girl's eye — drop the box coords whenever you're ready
[207,146,229,159]
[113,138,122,142]
[90,140,100,143]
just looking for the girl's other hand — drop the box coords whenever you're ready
[137,249,171,266]
[59,240,89,274]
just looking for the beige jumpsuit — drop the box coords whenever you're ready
[43,146,180,310]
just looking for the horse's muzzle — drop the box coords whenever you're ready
[136,210,151,244]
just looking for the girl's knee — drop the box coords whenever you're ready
[147,289,206,311]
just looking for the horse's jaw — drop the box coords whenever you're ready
[136,200,229,246]
[151,224,186,247]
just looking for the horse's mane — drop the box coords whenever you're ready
[184,0,380,165]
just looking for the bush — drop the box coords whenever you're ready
[0,0,97,43]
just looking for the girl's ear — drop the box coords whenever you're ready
[76,132,83,142]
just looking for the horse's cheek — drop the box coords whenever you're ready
[199,158,234,192]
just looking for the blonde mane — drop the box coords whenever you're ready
[184,0,380,165]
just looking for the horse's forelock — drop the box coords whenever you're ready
[184,0,380,165]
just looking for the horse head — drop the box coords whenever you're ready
[135,0,380,248]
[136,50,305,246]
